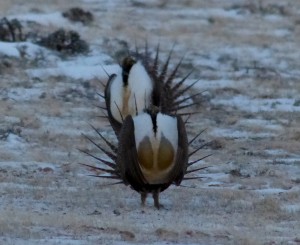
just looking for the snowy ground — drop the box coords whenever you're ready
[1,0,300,244]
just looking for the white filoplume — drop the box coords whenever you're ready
[109,61,153,123]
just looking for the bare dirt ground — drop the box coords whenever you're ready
[0,0,300,244]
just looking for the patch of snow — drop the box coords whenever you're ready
[5,133,26,150]
[266,158,300,165]
[7,87,44,101]
[3,116,20,124]
[2,238,84,245]
[180,76,245,91]
[264,15,284,22]
[209,8,245,19]
[9,12,70,27]
[212,95,300,112]
[0,161,57,169]
[0,182,77,192]
[217,46,272,64]
[205,181,224,186]
[193,57,220,69]
[237,119,283,131]
[0,41,52,59]
[197,79,237,89]
[255,188,288,194]
[209,128,276,139]
[0,42,21,57]
[282,204,300,213]
[170,8,244,20]
[255,186,299,195]
[27,64,121,80]
[199,172,229,180]
[38,117,87,136]
[56,53,113,67]
[273,29,291,38]
[198,172,233,188]
[115,242,200,245]
[265,149,289,156]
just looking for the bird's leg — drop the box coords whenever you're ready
[141,192,147,206]
[152,190,160,209]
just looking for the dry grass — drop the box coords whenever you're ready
[1,0,300,244]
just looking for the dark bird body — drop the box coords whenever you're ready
[81,43,209,209]
[117,110,188,208]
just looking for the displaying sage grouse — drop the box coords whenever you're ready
[81,44,209,209]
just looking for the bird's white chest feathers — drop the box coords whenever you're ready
[109,61,153,123]
[109,72,125,123]
[127,61,153,114]
[133,113,179,184]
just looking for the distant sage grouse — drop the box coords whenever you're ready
[81,44,209,209]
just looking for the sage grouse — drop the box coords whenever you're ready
[81,44,209,209]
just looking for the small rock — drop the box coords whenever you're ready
[39,167,54,173]
[37,29,89,54]
[62,7,94,24]
[88,210,102,215]
[120,230,135,241]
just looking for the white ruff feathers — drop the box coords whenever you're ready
[109,72,124,123]
[127,61,153,114]
[133,113,154,146]
[133,113,178,156]
[156,113,178,153]
[133,112,179,184]
[109,61,153,123]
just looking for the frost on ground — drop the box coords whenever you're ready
[0,0,300,244]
